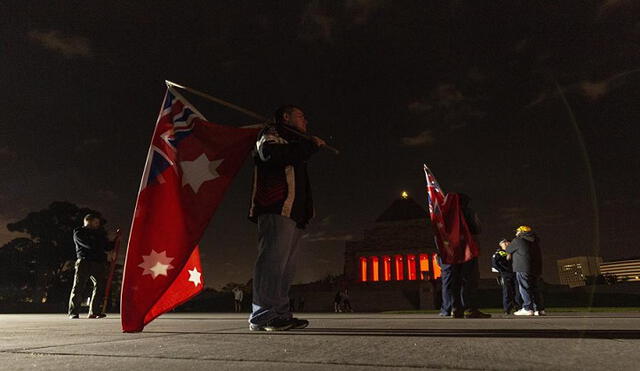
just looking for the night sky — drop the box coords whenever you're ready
[2,1,640,287]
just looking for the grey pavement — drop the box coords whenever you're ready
[1,312,639,370]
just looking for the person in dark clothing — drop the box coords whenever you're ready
[248,105,326,331]
[68,214,119,319]
[440,194,491,319]
[506,226,545,316]
[334,291,342,312]
[492,238,520,314]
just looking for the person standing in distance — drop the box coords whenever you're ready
[232,287,244,313]
[68,214,120,319]
[492,238,518,315]
[247,105,325,331]
[508,226,545,316]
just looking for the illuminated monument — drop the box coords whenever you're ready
[345,192,440,284]
[340,192,441,310]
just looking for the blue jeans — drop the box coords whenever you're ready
[440,257,480,314]
[500,272,517,312]
[516,272,544,311]
[249,214,303,325]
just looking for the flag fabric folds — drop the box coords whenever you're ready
[423,165,478,265]
[121,86,260,332]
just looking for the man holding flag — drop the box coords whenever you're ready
[424,166,491,319]
[248,105,325,331]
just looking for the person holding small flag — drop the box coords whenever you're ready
[68,214,120,319]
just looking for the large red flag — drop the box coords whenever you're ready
[423,165,478,265]
[121,86,260,332]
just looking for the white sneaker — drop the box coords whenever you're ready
[534,310,546,316]
[514,308,534,316]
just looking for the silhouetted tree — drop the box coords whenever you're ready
[0,238,36,303]
[2,201,103,304]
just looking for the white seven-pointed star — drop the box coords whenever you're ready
[188,267,202,287]
[138,250,175,279]
[180,153,223,193]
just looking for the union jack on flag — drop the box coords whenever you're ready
[423,164,479,264]
[141,89,206,189]
[424,165,444,217]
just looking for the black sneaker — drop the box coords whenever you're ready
[68,314,79,319]
[438,311,451,317]
[464,310,492,319]
[87,313,107,319]
[290,318,309,329]
[263,318,295,332]
[452,310,465,318]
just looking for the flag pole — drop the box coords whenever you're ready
[102,233,122,314]
[165,80,340,155]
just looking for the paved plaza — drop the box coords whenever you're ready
[1,312,639,370]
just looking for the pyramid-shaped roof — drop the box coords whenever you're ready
[375,196,427,222]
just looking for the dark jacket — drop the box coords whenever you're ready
[459,194,481,235]
[73,227,114,262]
[248,124,318,228]
[505,231,542,275]
[492,249,512,273]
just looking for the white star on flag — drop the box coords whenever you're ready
[180,153,223,193]
[138,250,175,279]
[188,267,202,287]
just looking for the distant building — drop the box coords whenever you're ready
[600,259,640,283]
[327,192,443,311]
[557,256,602,288]
[557,256,640,287]
[344,192,440,285]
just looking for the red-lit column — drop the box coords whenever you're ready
[359,257,367,282]
[407,254,417,280]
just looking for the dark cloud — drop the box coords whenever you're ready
[299,1,335,42]
[401,129,435,147]
[27,30,92,58]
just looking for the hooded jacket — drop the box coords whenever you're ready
[248,124,318,228]
[505,231,542,275]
